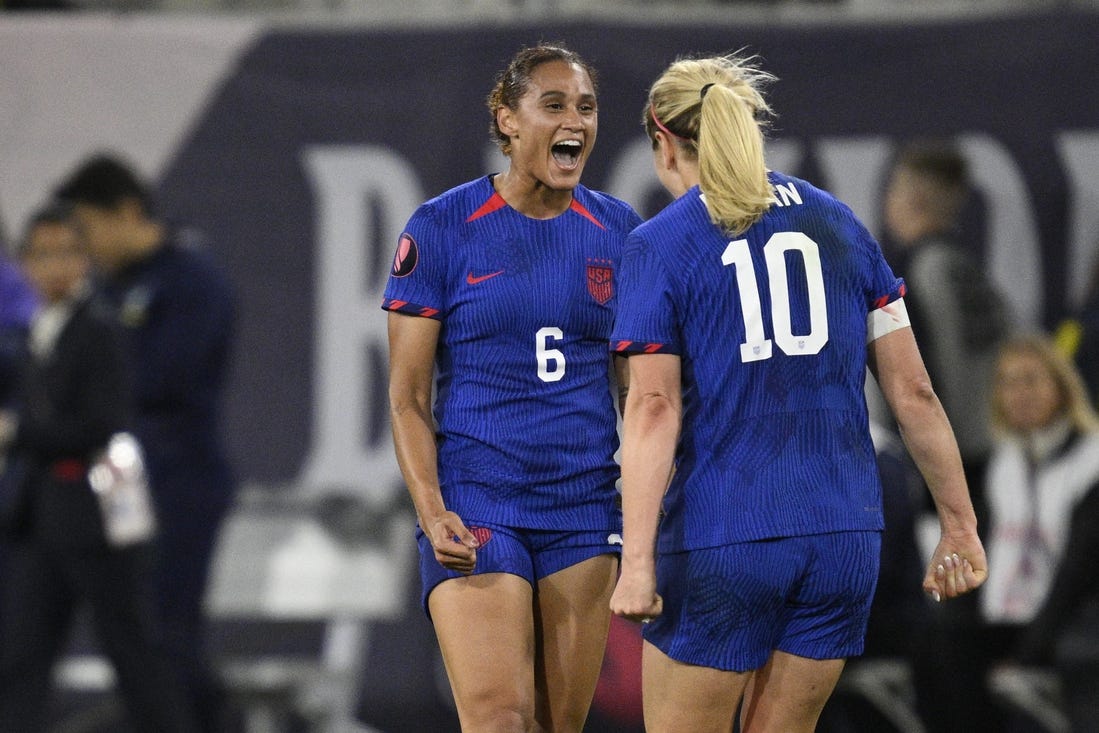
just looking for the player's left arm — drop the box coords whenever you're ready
[868,319,987,602]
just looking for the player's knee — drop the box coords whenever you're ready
[536,705,588,733]
[484,708,537,733]
[458,700,537,733]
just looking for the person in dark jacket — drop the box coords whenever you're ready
[0,203,198,732]
[0,209,38,636]
[55,155,238,732]
[881,140,1012,483]
[1016,481,1099,732]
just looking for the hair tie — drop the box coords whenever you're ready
[700,83,715,99]
[650,101,687,141]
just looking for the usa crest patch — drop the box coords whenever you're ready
[587,259,613,305]
[469,526,492,547]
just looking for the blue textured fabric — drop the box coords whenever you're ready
[643,532,880,670]
[383,176,641,530]
[612,172,905,552]
[0,257,36,407]
[415,521,623,615]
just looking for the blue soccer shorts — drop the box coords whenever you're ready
[643,531,880,672]
[416,521,623,616]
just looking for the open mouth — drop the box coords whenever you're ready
[551,139,583,169]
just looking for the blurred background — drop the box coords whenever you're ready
[1,0,1098,731]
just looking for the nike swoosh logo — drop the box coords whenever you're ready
[467,270,504,284]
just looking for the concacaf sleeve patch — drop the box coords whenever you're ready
[391,233,419,277]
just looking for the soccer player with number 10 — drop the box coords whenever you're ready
[610,53,988,733]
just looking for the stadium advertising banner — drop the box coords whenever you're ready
[163,13,1099,503]
[1,9,1098,729]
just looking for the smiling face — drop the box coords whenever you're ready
[496,59,598,193]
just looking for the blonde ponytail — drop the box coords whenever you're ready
[697,83,774,234]
[644,54,777,234]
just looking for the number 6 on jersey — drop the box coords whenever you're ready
[536,326,566,382]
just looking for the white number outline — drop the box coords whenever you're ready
[536,326,565,382]
[720,232,829,363]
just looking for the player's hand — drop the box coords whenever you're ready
[610,565,663,624]
[425,511,479,574]
[922,531,987,602]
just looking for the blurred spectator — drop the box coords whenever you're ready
[981,333,1099,627]
[0,203,197,732]
[0,238,37,410]
[819,421,953,733]
[976,333,1099,730]
[862,422,931,662]
[55,154,238,733]
[881,139,1012,483]
[1016,465,1099,731]
[0,203,37,651]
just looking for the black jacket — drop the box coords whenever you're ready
[4,290,135,548]
[1017,477,1099,665]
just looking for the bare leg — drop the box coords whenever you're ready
[642,639,750,733]
[740,650,845,733]
[534,554,618,733]
[429,573,539,733]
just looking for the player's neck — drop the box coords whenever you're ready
[492,171,573,220]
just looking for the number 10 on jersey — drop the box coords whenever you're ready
[722,232,829,363]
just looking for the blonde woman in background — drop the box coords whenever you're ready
[964,333,1099,730]
[981,333,1099,628]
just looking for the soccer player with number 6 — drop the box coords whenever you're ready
[608,53,988,733]
[383,44,641,732]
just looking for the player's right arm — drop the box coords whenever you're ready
[609,231,679,621]
[388,311,478,573]
[610,352,680,622]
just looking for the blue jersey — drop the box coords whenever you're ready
[383,176,642,530]
[611,173,905,552]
